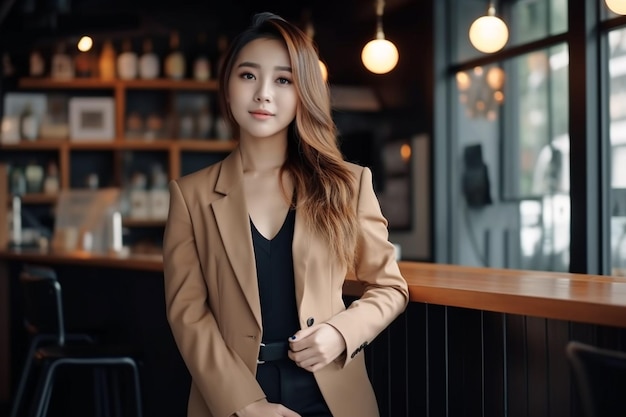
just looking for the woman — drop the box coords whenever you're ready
[163,12,409,417]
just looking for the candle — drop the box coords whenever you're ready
[110,211,123,253]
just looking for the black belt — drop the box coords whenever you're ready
[258,341,289,364]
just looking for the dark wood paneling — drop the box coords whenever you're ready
[365,305,626,417]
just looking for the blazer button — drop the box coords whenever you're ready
[306,317,315,327]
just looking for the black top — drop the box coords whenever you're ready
[250,209,300,343]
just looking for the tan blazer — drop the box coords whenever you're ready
[163,148,409,417]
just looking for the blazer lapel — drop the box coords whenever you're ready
[211,148,262,330]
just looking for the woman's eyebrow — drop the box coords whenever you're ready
[237,62,292,72]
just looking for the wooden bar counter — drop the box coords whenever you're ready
[1,249,626,416]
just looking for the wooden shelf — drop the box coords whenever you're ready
[0,140,66,150]
[3,78,234,224]
[1,139,238,152]
[18,78,218,91]
[122,79,218,91]
[18,193,58,204]
[177,140,238,152]
[122,218,166,227]
[19,78,118,89]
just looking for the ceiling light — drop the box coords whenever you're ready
[361,0,398,74]
[605,0,626,15]
[77,36,93,52]
[469,2,509,54]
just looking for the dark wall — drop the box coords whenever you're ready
[0,0,434,132]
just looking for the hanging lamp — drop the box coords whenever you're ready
[361,0,398,74]
[469,1,509,54]
[605,0,626,15]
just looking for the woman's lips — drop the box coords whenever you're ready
[249,110,274,120]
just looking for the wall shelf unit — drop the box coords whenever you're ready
[1,77,236,245]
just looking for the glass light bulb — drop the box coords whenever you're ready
[77,36,93,52]
[361,38,399,74]
[456,71,471,91]
[469,15,509,53]
[486,67,505,90]
[606,0,626,15]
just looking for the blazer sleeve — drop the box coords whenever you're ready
[325,167,409,368]
[163,180,265,417]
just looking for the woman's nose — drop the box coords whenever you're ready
[254,93,270,102]
[254,83,272,102]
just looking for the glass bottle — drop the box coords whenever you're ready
[29,49,45,77]
[196,105,213,139]
[43,161,60,194]
[10,166,26,196]
[25,161,44,193]
[74,50,93,78]
[139,38,160,80]
[19,104,39,141]
[98,40,116,80]
[193,32,211,81]
[51,42,74,80]
[165,31,186,80]
[117,39,138,80]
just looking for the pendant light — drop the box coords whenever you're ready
[469,1,509,54]
[605,0,626,15]
[361,0,398,74]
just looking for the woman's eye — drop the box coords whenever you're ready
[277,77,291,85]
[241,73,255,80]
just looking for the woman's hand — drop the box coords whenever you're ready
[234,399,301,417]
[288,323,346,372]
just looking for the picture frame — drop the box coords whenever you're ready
[69,97,115,141]
[2,93,47,143]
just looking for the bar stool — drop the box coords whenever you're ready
[566,340,626,417]
[10,265,143,417]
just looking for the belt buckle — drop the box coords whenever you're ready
[257,342,265,365]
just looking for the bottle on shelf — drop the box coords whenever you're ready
[139,38,160,80]
[178,110,195,139]
[10,166,26,196]
[2,52,15,79]
[149,163,169,219]
[165,31,186,80]
[29,49,45,77]
[125,111,144,139]
[24,161,44,193]
[214,113,231,141]
[129,171,149,219]
[196,105,213,139]
[19,104,39,141]
[74,50,94,78]
[98,40,116,80]
[117,39,138,80]
[51,42,74,80]
[193,32,211,81]
[144,113,165,140]
[43,161,60,194]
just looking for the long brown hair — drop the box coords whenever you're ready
[218,13,359,269]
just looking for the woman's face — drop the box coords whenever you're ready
[227,37,297,142]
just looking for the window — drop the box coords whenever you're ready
[608,27,626,276]
[449,0,570,271]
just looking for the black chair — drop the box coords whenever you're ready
[566,340,626,417]
[10,265,143,417]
